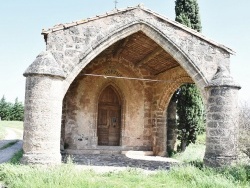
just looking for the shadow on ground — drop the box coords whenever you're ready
[62,154,178,171]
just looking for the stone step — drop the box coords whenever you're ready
[63,149,153,156]
[121,151,154,156]
[64,149,120,155]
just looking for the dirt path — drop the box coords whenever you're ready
[0,127,23,164]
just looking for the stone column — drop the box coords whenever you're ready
[204,66,241,167]
[22,52,65,164]
[167,98,177,155]
[152,110,167,156]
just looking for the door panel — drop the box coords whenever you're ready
[97,86,121,146]
[108,108,120,146]
[97,108,109,145]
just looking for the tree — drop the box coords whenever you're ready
[174,0,204,152]
[175,0,202,32]
[176,84,204,152]
[10,98,24,121]
[238,102,250,158]
[0,96,24,121]
[0,96,11,120]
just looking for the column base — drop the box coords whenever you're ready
[21,153,62,165]
[203,155,237,167]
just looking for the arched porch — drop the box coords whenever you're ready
[22,6,240,167]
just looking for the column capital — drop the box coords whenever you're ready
[24,51,66,79]
[206,66,241,89]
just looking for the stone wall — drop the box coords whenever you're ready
[62,56,151,151]
[23,6,239,166]
[42,7,232,94]
[60,52,194,155]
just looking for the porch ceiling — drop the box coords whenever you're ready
[97,31,179,75]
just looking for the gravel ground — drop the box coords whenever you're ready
[63,153,179,173]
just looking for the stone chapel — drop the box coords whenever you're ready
[22,5,240,167]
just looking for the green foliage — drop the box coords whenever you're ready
[0,96,24,121]
[9,98,24,121]
[9,149,23,164]
[238,103,250,159]
[175,0,202,32]
[176,84,205,152]
[174,133,206,162]
[177,85,204,150]
[174,0,204,152]
[0,96,12,121]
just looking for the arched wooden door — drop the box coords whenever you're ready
[97,86,121,146]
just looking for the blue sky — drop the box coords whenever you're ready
[0,0,249,103]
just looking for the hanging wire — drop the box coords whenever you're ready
[81,73,190,83]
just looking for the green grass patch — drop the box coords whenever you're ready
[9,149,23,164]
[0,140,18,150]
[0,163,249,188]
[0,131,248,188]
[173,134,206,163]
[0,125,5,140]
[0,121,23,139]
[0,121,23,130]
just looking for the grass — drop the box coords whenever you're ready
[0,140,18,150]
[0,162,249,188]
[0,130,248,187]
[0,124,6,140]
[0,144,249,188]
[173,133,206,163]
[9,149,23,164]
[0,121,23,130]
[0,121,23,139]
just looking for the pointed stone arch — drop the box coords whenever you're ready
[63,22,207,96]
[23,6,240,166]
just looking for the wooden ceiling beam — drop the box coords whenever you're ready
[135,47,163,67]
[154,64,180,75]
[141,64,159,75]
[113,37,130,57]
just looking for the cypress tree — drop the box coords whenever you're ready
[176,84,204,152]
[174,0,204,152]
[175,0,202,32]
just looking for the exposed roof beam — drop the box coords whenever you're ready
[141,64,159,75]
[154,64,180,75]
[135,47,163,67]
[113,37,130,57]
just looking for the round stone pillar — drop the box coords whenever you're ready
[22,52,65,164]
[204,66,241,167]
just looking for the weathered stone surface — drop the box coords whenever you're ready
[204,68,240,166]
[166,98,177,155]
[24,51,66,78]
[23,5,240,167]
[22,76,64,164]
[208,66,240,88]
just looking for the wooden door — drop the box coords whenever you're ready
[97,86,121,146]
